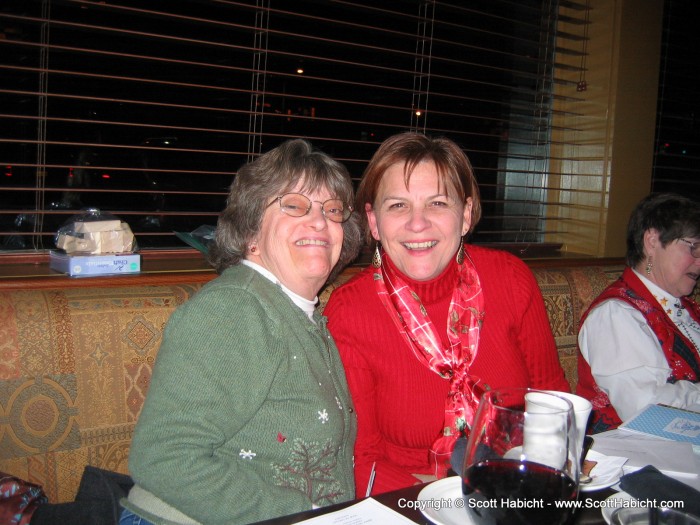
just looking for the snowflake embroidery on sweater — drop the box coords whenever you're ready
[317,409,329,423]
[239,449,256,460]
[272,438,344,506]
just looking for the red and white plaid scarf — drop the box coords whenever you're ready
[374,246,485,478]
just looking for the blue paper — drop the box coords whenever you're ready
[620,404,700,446]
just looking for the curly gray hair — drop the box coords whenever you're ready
[208,139,362,283]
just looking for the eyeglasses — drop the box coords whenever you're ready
[679,238,700,258]
[268,193,352,223]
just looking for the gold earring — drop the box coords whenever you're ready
[645,256,653,275]
[456,237,465,265]
[372,243,382,268]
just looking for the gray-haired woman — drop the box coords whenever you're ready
[578,192,700,432]
[120,139,362,525]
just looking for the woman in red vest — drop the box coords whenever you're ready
[577,193,700,432]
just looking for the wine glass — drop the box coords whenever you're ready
[462,388,580,525]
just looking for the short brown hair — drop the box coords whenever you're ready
[356,132,481,243]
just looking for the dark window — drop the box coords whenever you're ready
[652,0,700,199]
[0,0,587,252]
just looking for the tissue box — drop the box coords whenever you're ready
[56,220,136,254]
[49,250,141,277]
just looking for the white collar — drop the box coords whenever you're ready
[241,260,318,319]
[633,269,683,318]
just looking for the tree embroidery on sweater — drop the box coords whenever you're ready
[272,438,344,505]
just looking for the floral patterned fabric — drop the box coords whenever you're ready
[373,249,484,479]
[0,283,206,503]
[529,264,627,389]
[0,471,47,525]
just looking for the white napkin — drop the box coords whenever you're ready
[585,449,628,485]
[592,429,699,479]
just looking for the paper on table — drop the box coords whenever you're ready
[294,498,418,524]
[592,429,699,479]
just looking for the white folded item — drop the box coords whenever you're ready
[592,429,699,479]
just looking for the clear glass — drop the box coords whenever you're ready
[273,193,351,223]
[462,387,580,525]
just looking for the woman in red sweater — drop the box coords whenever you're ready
[324,132,569,496]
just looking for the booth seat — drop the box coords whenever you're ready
[0,258,631,502]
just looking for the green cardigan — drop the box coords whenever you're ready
[123,264,357,524]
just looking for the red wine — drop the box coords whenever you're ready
[463,458,577,525]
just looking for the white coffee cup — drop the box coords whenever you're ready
[523,391,572,470]
[545,390,592,462]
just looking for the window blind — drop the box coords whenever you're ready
[652,0,700,199]
[0,0,589,253]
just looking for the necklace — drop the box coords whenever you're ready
[674,300,700,356]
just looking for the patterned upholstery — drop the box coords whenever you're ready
[4,260,693,503]
[532,264,626,391]
[0,284,204,503]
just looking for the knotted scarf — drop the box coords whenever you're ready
[374,246,485,478]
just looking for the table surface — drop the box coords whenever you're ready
[250,478,615,525]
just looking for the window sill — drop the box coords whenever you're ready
[0,245,621,291]
[0,249,217,290]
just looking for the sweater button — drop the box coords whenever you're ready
[348,407,354,413]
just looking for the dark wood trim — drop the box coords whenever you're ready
[0,270,218,291]
[525,257,625,269]
[0,248,206,265]
[0,247,625,292]
[0,249,217,290]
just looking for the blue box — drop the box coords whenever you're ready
[49,250,141,277]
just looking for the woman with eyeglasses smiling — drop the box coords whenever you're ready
[120,139,362,525]
[577,192,700,432]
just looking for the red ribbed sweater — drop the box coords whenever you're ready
[325,245,569,496]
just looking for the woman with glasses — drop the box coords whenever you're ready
[120,139,362,525]
[578,192,700,432]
